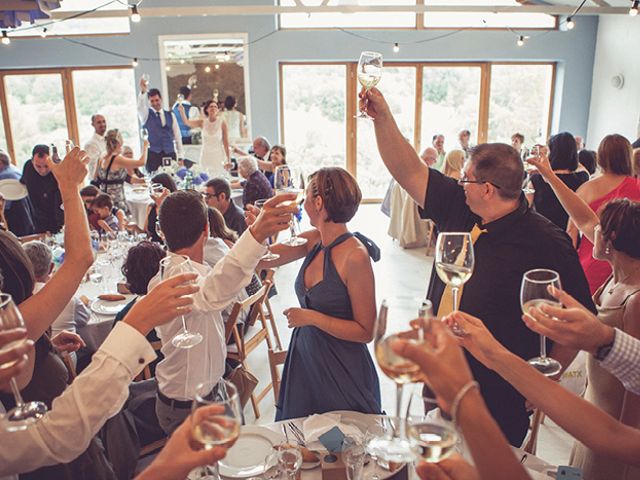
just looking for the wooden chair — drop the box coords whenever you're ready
[18,232,49,243]
[522,409,546,455]
[259,268,283,351]
[226,283,274,419]
[268,348,288,403]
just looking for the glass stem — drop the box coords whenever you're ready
[10,377,25,407]
[452,287,460,311]
[395,383,405,439]
[212,461,220,480]
[539,334,547,358]
[181,316,188,333]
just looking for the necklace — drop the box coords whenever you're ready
[608,267,640,295]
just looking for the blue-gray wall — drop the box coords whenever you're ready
[0,1,598,143]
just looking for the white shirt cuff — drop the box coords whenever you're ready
[99,322,156,377]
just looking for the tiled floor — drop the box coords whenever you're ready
[243,204,575,466]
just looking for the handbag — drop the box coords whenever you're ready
[226,364,258,408]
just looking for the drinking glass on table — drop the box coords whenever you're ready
[521,269,563,376]
[274,165,306,247]
[0,294,47,431]
[191,380,242,480]
[343,437,367,480]
[253,199,280,261]
[356,51,383,120]
[159,256,202,348]
[276,446,302,479]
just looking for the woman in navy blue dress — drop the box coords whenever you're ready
[262,167,381,420]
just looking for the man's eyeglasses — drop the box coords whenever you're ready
[458,173,502,190]
[201,192,220,200]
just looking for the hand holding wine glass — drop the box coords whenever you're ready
[0,327,33,390]
[274,165,307,247]
[356,51,383,120]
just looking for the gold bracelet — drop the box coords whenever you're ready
[450,380,479,425]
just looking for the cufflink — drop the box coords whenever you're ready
[138,358,145,364]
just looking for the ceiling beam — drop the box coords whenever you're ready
[589,0,612,6]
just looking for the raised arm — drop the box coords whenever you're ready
[362,87,429,207]
[114,140,149,169]
[256,228,319,270]
[177,103,203,129]
[137,78,150,125]
[221,121,230,162]
[527,154,599,243]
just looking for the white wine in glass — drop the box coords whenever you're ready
[356,51,383,120]
[254,199,280,261]
[521,269,563,376]
[406,419,458,463]
[274,165,307,247]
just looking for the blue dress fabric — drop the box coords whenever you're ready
[275,231,382,421]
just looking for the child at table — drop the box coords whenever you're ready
[91,193,120,235]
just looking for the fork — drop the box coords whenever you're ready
[287,422,306,446]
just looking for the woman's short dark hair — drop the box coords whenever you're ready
[151,173,177,192]
[310,167,361,223]
[159,190,208,251]
[0,231,35,304]
[224,96,236,110]
[207,208,238,243]
[202,99,216,117]
[597,134,633,176]
[599,198,640,259]
[548,132,578,171]
[578,150,597,175]
[270,145,287,164]
[121,241,166,295]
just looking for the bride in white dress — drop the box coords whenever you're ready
[178,99,230,177]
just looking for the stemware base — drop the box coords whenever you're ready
[355,112,374,120]
[281,237,307,247]
[528,356,562,377]
[261,252,281,262]
[4,401,47,432]
[171,331,203,349]
[367,436,416,463]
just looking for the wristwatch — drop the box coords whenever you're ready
[594,328,616,361]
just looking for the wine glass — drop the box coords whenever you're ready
[521,269,563,376]
[141,73,150,87]
[191,380,242,480]
[356,51,383,120]
[276,446,303,479]
[368,297,426,463]
[177,93,185,103]
[0,294,48,431]
[159,255,203,348]
[254,199,280,261]
[274,165,306,247]
[141,127,149,142]
[343,437,367,480]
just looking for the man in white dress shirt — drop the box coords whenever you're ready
[138,79,184,173]
[150,189,296,433]
[83,114,107,181]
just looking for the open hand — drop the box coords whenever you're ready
[47,146,89,191]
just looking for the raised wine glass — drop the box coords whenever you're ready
[159,255,203,348]
[356,51,383,120]
[254,199,280,261]
[191,380,242,480]
[274,165,307,247]
[521,269,563,376]
[0,294,48,431]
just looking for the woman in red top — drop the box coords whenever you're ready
[569,134,640,294]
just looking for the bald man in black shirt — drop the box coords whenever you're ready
[364,88,595,446]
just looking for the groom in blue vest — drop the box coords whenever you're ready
[138,78,184,172]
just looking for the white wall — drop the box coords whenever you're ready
[586,15,640,149]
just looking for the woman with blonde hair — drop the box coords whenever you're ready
[95,129,148,211]
[443,149,465,180]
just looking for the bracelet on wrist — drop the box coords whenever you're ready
[450,380,480,425]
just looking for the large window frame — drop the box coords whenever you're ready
[0,65,134,165]
[279,61,556,201]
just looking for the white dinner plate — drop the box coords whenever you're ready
[219,425,284,478]
[0,179,28,200]
[90,298,130,316]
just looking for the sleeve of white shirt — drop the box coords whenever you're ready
[171,112,184,158]
[196,230,266,311]
[137,93,150,124]
[599,327,640,395]
[0,322,155,475]
[83,141,100,179]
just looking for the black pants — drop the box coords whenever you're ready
[147,150,176,173]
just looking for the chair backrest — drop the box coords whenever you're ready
[268,348,288,402]
[18,232,49,243]
[224,284,268,343]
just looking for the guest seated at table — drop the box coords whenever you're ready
[150,190,296,434]
[443,149,465,180]
[265,145,287,187]
[91,193,120,235]
[96,129,149,212]
[0,150,35,236]
[237,156,273,208]
[23,240,90,338]
[262,167,382,420]
[528,132,589,229]
[144,172,177,243]
[203,177,247,236]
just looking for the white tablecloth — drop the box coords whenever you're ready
[125,184,152,229]
[386,181,433,249]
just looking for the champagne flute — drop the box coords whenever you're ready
[159,256,203,348]
[521,269,563,376]
[356,51,383,120]
[141,73,150,87]
[274,165,306,247]
[0,294,48,431]
[369,297,425,463]
[254,199,280,261]
[191,380,242,480]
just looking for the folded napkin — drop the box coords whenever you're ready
[302,413,364,445]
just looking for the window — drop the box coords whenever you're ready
[281,64,347,176]
[357,66,416,198]
[4,74,69,164]
[488,64,554,146]
[73,69,140,155]
[421,66,482,155]
[0,113,6,153]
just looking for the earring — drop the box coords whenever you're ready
[605,246,611,255]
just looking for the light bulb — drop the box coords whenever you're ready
[132,58,139,67]
[1,31,10,45]
[165,65,171,72]
[180,58,185,64]
[204,65,211,73]
[630,0,639,16]
[517,35,524,47]
[130,5,141,23]
[393,42,400,53]
[215,64,220,70]
[40,28,48,38]
[566,17,575,29]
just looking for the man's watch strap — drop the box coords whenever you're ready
[594,328,616,361]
